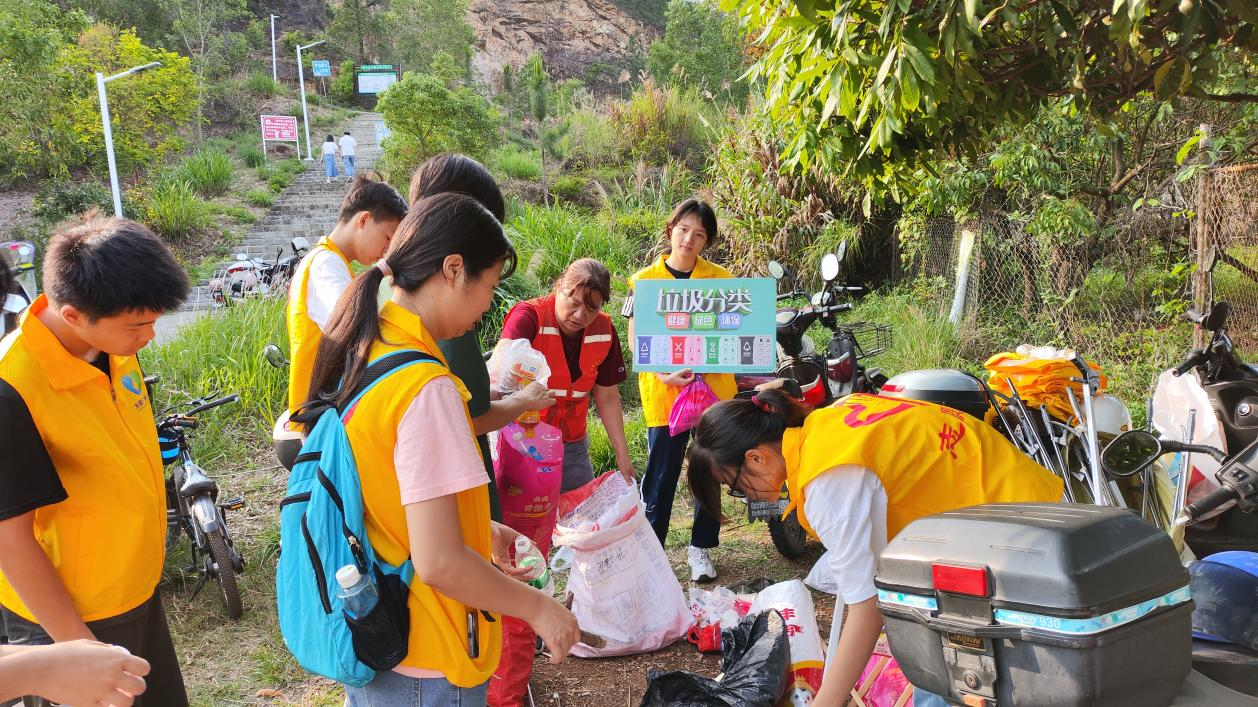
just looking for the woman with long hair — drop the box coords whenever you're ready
[308,192,578,705]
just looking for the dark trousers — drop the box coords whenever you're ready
[641,426,720,549]
[1,592,188,707]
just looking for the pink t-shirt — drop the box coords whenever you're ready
[391,375,487,679]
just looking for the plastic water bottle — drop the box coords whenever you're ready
[336,564,378,619]
[514,535,553,595]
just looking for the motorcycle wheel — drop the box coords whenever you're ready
[768,509,809,559]
[205,527,243,620]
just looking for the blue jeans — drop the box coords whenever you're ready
[324,154,338,177]
[642,426,720,549]
[345,671,487,706]
[344,154,356,177]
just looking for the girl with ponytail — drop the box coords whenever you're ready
[687,389,1063,706]
[308,192,578,705]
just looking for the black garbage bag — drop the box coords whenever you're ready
[639,610,792,707]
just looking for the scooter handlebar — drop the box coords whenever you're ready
[1172,352,1203,377]
[186,394,240,417]
[1183,485,1238,524]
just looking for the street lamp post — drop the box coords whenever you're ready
[270,14,279,82]
[296,40,326,161]
[95,61,161,218]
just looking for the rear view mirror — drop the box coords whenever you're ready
[820,253,840,283]
[291,236,310,252]
[1204,301,1231,332]
[767,261,785,279]
[263,344,288,369]
[1101,430,1162,478]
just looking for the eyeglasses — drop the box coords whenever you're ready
[726,464,747,499]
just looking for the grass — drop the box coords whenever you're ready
[246,189,276,207]
[491,145,542,180]
[172,149,236,197]
[145,180,215,242]
[506,202,646,288]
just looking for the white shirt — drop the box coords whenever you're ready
[801,464,888,677]
[339,134,357,156]
[292,247,352,331]
[320,141,338,158]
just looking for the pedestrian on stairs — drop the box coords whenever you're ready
[320,135,338,183]
[339,131,357,181]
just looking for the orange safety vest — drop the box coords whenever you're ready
[518,294,614,443]
[783,394,1064,541]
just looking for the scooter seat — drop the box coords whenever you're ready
[1193,639,1258,698]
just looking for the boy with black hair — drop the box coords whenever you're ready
[285,174,407,415]
[0,212,190,706]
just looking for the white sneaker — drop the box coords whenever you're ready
[687,545,717,583]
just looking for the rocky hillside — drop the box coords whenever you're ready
[469,0,660,86]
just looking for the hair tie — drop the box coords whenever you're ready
[375,259,393,278]
[751,394,774,413]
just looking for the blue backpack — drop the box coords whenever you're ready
[276,350,439,687]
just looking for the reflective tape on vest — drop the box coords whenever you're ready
[583,334,612,343]
[539,327,561,336]
[550,389,589,399]
[877,585,1192,636]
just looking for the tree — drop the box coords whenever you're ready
[385,0,475,77]
[55,24,197,178]
[647,0,749,103]
[328,0,389,63]
[376,71,498,178]
[0,0,86,181]
[524,53,560,204]
[162,0,246,141]
[724,0,1257,202]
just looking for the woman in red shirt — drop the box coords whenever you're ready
[498,259,634,491]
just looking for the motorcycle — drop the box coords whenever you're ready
[1147,301,1258,556]
[209,236,309,305]
[736,245,892,559]
[2,240,36,335]
[1104,430,1258,699]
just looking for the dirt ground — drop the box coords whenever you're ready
[528,516,837,707]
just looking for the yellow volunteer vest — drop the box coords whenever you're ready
[0,296,166,622]
[628,255,737,428]
[287,237,352,414]
[783,394,1063,541]
[343,301,501,686]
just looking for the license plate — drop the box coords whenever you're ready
[747,498,788,521]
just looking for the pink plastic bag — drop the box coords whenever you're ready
[668,375,720,436]
[494,421,564,550]
[851,636,914,707]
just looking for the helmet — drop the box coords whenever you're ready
[880,369,993,421]
[1082,393,1132,437]
[1189,551,1258,650]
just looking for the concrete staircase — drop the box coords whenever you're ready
[183,112,385,311]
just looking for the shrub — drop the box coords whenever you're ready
[239,145,266,168]
[145,180,213,241]
[268,171,294,193]
[491,146,541,180]
[245,72,282,97]
[376,71,499,179]
[561,108,618,168]
[278,158,306,175]
[607,79,719,169]
[171,149,235,197]
[552,174,589,203]
[245,189,275,207]
[32,180,113,222]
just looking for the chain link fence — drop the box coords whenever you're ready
[1191,163,1258,354]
